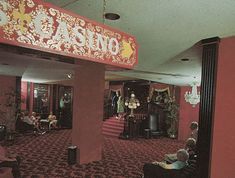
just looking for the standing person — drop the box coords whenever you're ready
[117,95,125,119]
[111,91,119,117]
[59,96,65,127]
[59,96,65,110]
[41,93,48,115]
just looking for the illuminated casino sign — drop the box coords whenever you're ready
[0,0,138,68]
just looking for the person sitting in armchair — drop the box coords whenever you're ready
[164,138,197,163]
[153,149,189,170]
[20,111,34,131]
[48,112,58,130]
[143,149,190,178]
[30,112,46,135]
[190,121,198,141]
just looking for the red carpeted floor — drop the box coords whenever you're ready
[5,129,184,178]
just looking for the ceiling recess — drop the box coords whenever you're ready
[104,13,120,20]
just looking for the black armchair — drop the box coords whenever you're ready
[143,160,197,178]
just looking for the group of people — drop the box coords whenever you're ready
[0,111,59,178]
[18,111,58,134]
[112,91,125,119]
[143,121,198,177]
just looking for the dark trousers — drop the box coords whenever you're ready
[0,159,21,178]
[143,163,184,178]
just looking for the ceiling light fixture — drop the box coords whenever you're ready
[104,13,120,20]
[184,82,200,107]
[181,58,189,62]
[103,0,120,23]
[67,73,73,79]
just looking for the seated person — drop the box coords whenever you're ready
[19,111,34,131]
[0,145,21,178]
[143,149,190,178]
[164,138,196,163]
[190,121,198,141]
[20,111,44,135]
[48,112,58,130]
[153,149,189,170]
[30,112,45,135]
[30,112,40,128]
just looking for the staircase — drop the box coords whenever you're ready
[102,117,124,138]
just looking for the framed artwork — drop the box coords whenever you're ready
[33,84,49,115]
[150,87,170,104]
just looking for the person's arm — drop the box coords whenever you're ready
[152,161,172,169]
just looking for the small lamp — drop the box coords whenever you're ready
[125,92,140,117]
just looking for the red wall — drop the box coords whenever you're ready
[210,37,235,178]
[21,81,27,110]
[178,86,199,141]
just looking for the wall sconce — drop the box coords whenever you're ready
[125,92,140,117]
[66,73,73,79]
[184,82,200,107]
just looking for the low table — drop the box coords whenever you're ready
[40,119,50,131]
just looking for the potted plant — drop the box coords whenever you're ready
[165,97,179,138]
[0,86,22,140]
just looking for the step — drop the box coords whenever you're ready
[102,127,123,134]
[103,123,124,129]
[103,121,124,127]
[102,131,121,137]
[102,117,125,138]
[103,121,124,126]
[102,124,124,130]
[104,118,125,123]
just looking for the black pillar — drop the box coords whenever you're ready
[197,37,220,178]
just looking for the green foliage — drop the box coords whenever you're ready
[0,87,22,132]
[165,98,179,138]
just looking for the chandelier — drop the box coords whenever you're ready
[184,82,200,107]
[125,92,140,117]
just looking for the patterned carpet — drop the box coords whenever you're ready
[5,130,184,178]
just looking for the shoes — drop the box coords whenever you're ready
[40,131,46,135]
[37,131,46,135]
